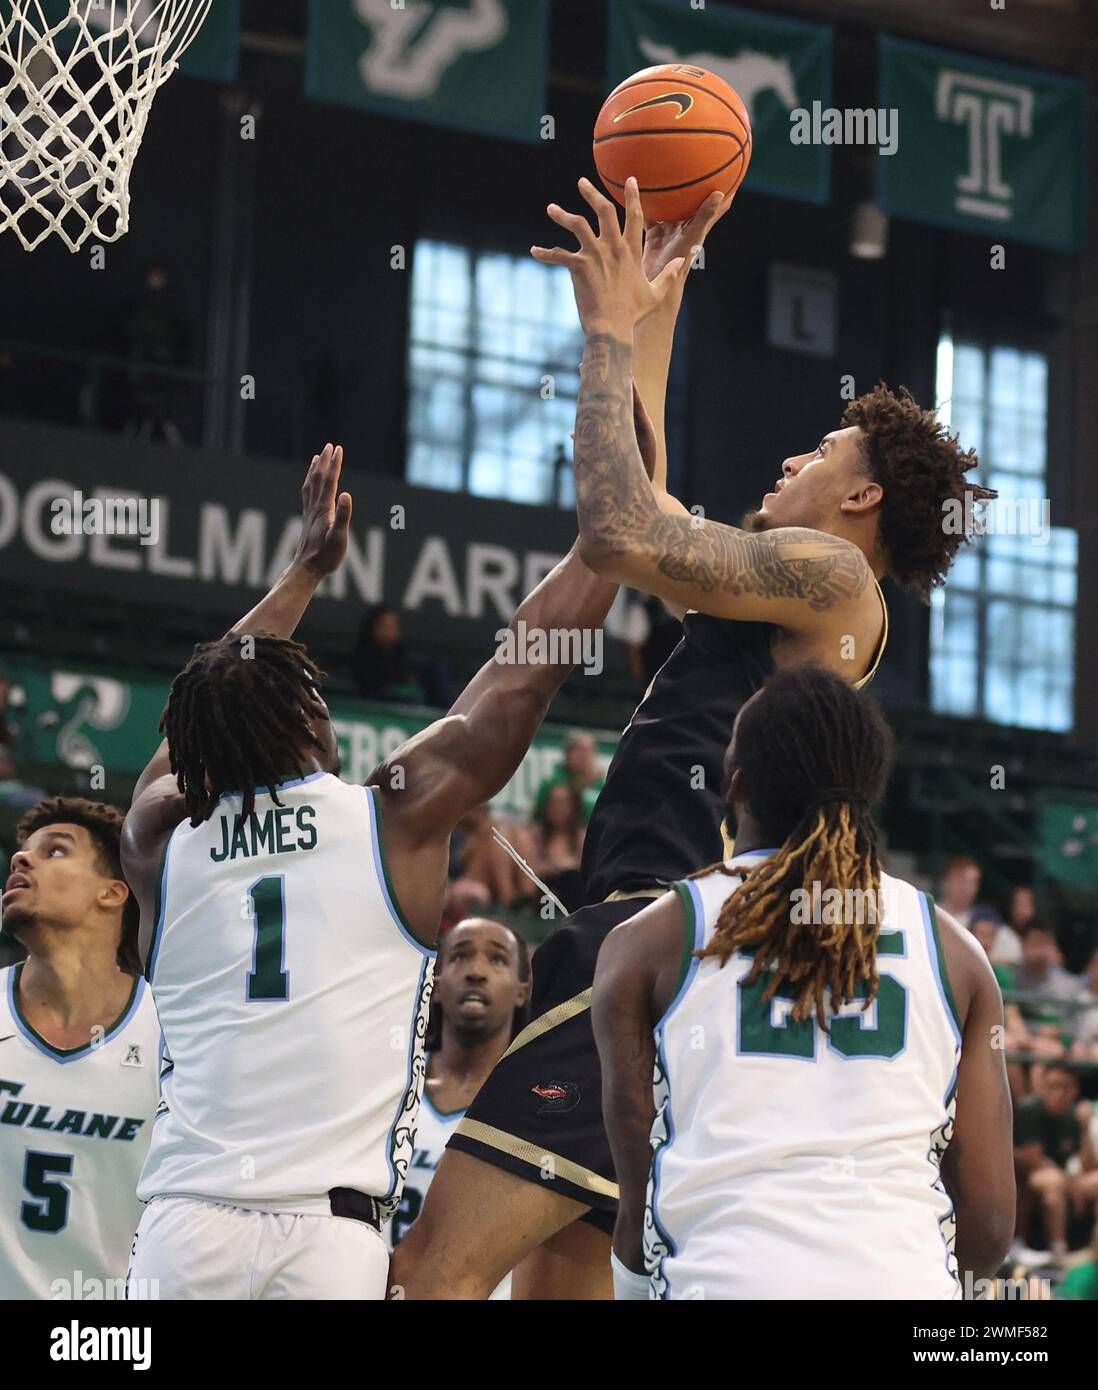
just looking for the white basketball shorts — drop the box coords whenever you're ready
[126,1196,390,1300]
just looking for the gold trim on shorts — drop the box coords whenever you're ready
[604,888,666,904]
[454,1118,620,1201]
[501,988,593,1059]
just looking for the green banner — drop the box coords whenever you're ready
[305,0,548,143]
[180,0,240,83]
[1,656,618,823]
[877,37,1084,253]
[607,0,832,205]
[34,0,238,82]
[1039,800,1098,889]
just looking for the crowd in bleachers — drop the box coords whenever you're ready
[443,729,602,933]
[939,857,1098,1295]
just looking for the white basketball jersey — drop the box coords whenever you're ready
[647,854,962,1300]
[385,1086,511,1299]
[0,966,161,1299]
[139,774,435,1216]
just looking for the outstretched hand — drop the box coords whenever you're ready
[640,188,735,284]
[295,443,353,579]
[532,176,693,340]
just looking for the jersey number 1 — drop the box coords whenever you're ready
[247,876,289,1002]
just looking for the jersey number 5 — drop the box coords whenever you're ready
[247,876,289,1002]
[21,1150,73,1233]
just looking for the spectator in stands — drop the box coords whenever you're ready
[1070,947,1098,1064]
[519,781,585,914]
[979,883,1033,967]
[118,262,191,445]
[439,877,493,938]
[1015,924,1081,1027]
[452,804,531,911]
[1013,1062,1090,1263]
[1009,885,1039,936]
[533,730,603,826]
[969,903,1021,969]
[971,909,1016,992]
[938,855,995,931]
[350,604,447,706]
[1060,1225,1098,1300]
[0,673,47,815]
[969,910,1053,1097]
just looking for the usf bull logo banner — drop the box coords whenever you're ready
[306,0,548,143]
[608,0,833,204]
[878,37,1084,252]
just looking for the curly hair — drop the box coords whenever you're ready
[696,665,894,1027]
[842,383,996,601]
[162,632,328,827]
[16,796,139,975]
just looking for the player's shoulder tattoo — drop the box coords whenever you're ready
[656,523,871,612]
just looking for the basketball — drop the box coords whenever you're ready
[593,64,753,223]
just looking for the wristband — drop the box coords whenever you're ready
[611,1249,651,1300]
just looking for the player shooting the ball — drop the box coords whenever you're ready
[393,176,997,1300]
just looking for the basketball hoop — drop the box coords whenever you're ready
[0,1,213,252]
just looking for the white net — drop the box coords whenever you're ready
[0,0,213,251]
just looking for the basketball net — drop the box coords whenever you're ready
[0,0,212,252]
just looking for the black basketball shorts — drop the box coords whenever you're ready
[445,896,653,1237]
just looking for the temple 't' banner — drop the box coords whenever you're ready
[306,0,548,143]
[877,37,1084,253]
[607,0,833,205]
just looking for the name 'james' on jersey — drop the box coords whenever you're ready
[139,773,435,1217]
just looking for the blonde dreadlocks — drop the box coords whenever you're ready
[697,664,894,1028]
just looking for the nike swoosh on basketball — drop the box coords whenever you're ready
[613,92,694,122]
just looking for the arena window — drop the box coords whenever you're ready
[932,335,1076,733]
[405,240,585,507]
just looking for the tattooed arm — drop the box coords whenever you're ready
[575,332,871,628]
[535,177,872,634]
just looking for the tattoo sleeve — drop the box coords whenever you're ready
[575,334,869,614]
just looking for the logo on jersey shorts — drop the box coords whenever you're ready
[531,1081,580,1115]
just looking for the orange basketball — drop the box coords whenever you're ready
[593,64,752,224]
